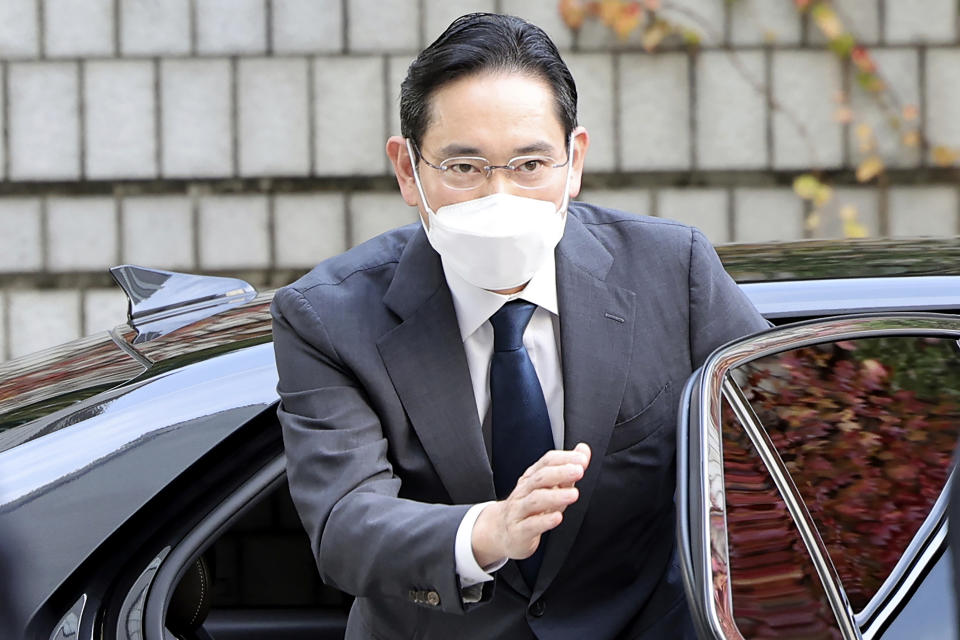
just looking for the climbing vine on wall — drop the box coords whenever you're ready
[559,0,960,238]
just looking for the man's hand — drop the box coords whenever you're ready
[472,443,592,569]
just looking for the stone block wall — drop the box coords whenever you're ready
[0,0,958,361]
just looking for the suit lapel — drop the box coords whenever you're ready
[377,230,496,506]
[532,213,638,599]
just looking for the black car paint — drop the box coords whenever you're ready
[1,343,279,637]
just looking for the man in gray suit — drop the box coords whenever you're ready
[272,12,767,639]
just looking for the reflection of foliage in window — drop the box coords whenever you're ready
[838,337,960,403]
[722,400,842,639]
[736,337,960,610]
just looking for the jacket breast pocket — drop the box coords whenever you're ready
[606,380,673,454]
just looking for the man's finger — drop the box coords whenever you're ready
[517,463,585,494]
[520,449,589,479]
[573,442,592,468]
[552,443,593,488]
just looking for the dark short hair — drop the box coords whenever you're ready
[399,13,578,149]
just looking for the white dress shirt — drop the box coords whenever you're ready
[440,253,565,591]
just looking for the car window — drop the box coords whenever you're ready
[730,336,960,617]
[719,397,843,639]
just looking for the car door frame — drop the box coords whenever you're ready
[678,312,960,640]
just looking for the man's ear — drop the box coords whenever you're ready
[386,136,421,207]
[567,126,590,200]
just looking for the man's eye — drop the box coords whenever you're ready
[516,159,546,173]
[447,162,480,174]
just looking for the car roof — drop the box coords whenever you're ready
[742,276,960,320]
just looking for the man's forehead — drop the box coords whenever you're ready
[418,71,567,153]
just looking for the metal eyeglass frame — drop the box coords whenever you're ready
[409,139,572,191]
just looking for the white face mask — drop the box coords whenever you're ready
[407,139,573,291]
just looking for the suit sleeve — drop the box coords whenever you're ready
[687,228,770,368]
[271,285,477,615]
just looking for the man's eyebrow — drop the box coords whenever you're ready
[435,141,559,158]
[436,143,484,157]
[513,141,557,156]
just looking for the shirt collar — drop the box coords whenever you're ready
[441,252,560,343]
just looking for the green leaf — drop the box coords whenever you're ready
[793,174,822,200]
[828,33,856,57]
[856,70,884,93]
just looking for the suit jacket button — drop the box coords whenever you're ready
[529,599,546,617]
[426,591,441,607]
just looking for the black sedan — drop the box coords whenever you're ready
[1,237,958,640]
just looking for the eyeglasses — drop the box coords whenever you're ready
[411,141,571,191]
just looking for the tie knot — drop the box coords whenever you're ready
[490,300,537,352]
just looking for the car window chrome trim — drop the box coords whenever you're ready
[690,365,743,640]
[142,455,286,640]
[710,314,960,375]
[689,312,960,640]
[50,594,88,640]
[858,472,953,638]
[676,371,714,635]
[723,377,861,640]
[117,547,171,640]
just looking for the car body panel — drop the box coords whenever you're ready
[0,293,273,455]
[0,343,278,630]
[0,332,146,450]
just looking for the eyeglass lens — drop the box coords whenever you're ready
[437,156,561,190]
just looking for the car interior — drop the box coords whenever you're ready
[164,476,351,640]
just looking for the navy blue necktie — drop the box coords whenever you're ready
[490,300,554,587]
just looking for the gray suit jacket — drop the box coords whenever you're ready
[271,202,768,639]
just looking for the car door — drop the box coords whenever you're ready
[678,313,960,640]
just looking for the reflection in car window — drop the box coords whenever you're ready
[733,336,960,612]
[720,399,842,639]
